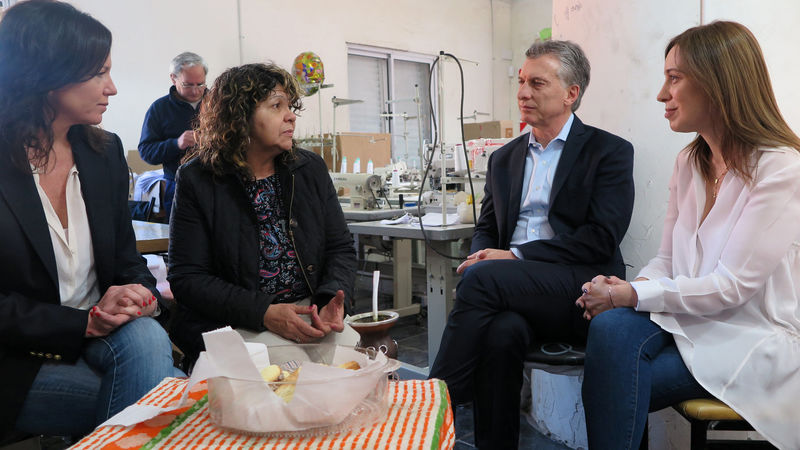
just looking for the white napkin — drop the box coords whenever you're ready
[420,212,460,226]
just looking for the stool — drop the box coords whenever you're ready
[673,399,774,449]
[523,342,588,449]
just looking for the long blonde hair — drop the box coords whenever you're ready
[666,21,800,183]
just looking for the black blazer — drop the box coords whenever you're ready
[0,128,159,434]
[472,116,634,276]
[167,149,356,359]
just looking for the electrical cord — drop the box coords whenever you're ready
[416,52,478,260]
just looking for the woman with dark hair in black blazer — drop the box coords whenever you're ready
[0,0,181,442]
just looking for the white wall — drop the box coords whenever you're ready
[69,0,241,151]
[239,0,497,145]
[70,0,499,151]
[551,0,800,278]
[703,0,800,130]
[509,0,553,127]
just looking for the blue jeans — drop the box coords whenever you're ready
[582,308,709,449]
[15,317,184,437]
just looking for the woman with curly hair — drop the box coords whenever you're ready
[168,63,358,368]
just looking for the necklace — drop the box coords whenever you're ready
[712,167,728,199]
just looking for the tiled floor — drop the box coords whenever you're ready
[352,294,571,449]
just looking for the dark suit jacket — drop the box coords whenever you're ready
[0,128,159,435]
[472,116,634,277]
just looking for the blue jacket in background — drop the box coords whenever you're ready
[138,86,204,220]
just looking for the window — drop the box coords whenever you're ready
[347,45,435,169]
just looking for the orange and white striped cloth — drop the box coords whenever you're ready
[71,377,455,449]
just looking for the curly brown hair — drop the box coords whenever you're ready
[187,63,303,180]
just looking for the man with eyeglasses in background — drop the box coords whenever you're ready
[138,52,208,222]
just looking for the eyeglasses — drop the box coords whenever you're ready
[180,82,206,89]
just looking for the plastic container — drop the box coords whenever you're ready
[207,344,395,436]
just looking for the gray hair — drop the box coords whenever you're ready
[525,40,590,112]
[169,52,208,76]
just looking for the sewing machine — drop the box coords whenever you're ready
[330,172,385,210]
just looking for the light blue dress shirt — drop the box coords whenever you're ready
[509,114,574,259]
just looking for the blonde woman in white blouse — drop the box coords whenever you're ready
[576,21,800,449]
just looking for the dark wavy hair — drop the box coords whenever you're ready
[188,63,303,181]
[667,21,800,184]
[0,0,112,170]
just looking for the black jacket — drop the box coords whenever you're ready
[0,129,160,436]
[168,148,356,359]
[472,116,634,277]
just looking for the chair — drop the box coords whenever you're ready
[523,342,589,449]
[526,341,585,366]
[673,399,775,449]
[524,342,650,449]
[128,197,156,222]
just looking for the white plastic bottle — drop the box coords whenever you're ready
[340,156,347,173]
[366,159,374,174]
[353,157,361,174]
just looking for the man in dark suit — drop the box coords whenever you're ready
[429,40,634,449]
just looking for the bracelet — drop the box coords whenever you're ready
[607,287,616,309]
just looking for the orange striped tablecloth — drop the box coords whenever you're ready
[71,377,455,449]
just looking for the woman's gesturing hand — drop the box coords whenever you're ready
[263,303,325,343]
[311,290,346,334]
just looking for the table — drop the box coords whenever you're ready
[347,221,474,377]
[342,207,419,318]
[71,377,455,449]
[340,207,405,222]
[133,220,169,254]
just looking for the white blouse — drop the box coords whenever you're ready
[633,147,800,449]
[33,165,100,310]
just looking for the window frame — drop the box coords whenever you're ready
[346,43,438,164]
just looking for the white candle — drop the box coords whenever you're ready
[372,270,380,321]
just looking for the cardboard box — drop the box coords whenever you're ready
[127,150,162,174]
[311,132,392,172]
[462,120,515,140]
